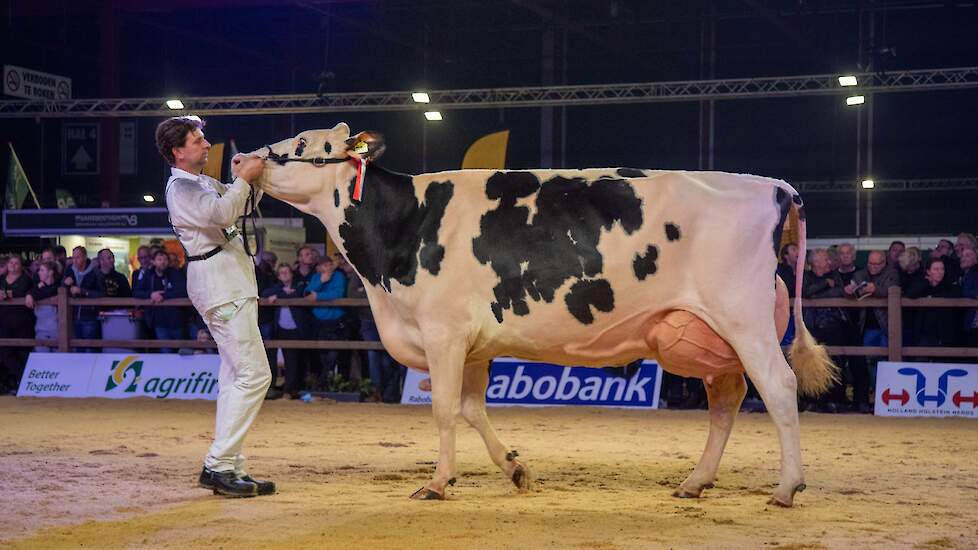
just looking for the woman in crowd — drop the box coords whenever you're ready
[0,256,36,393]
[262,263,311,398]
[905,257,960,350]
[25,261,60,352]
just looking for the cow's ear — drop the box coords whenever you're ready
[345,131,386,161]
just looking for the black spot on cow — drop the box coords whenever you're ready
[294,138,306,157]
[616,168,646,178]
[665,222,681,242]
[772,187,793,258]
[333,188,340,208]
[633,245,659,281]
[338,165,453,292]
[472,171,643,323]
[565,279,615,324]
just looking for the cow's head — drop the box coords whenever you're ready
[252,122,385,214]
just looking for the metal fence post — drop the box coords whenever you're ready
[57,287,71,353]
[887,285,902,362]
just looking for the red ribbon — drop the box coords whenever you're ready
[352,157,367,202]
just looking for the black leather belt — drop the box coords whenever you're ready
[186,245,223,262]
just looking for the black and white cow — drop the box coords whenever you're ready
[248,123,836,507]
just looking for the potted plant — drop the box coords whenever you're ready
[318,371,361,402]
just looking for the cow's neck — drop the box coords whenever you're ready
[329,163,454,294]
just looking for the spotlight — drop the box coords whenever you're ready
[424,111,442,121]
[838,75,858,87]
[166,99,185,109]
[861,179,875,189]
[143,194,156,203]
[412,92,430,103]
[846,95,865,106]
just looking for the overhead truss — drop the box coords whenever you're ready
[1,67,977,118]
[794,177,978,193]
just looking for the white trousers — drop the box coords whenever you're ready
[201,298,272,473]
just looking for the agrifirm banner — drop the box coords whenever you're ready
[18,353,221,401]
[875,361,978,418]
[401,358,661,409]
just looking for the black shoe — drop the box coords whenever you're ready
[265,388,284,400]
[198,467,258,498]
[240,474,276,495]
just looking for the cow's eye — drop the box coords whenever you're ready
[323,141,332,154]
[295,138,307,157]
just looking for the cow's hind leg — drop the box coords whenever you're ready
[409,341,466,501]
[674,373,747,498]
[734,341,806,507]
[460,361,530,492]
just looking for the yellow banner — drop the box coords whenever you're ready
[462,130,509,169]
[202,142,225,181]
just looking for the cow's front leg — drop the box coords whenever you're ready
[460,361,531,492]
[410,342,466,500]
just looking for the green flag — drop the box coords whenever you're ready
[5,143,40,209]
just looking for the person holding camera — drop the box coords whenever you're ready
[156,116,274,498]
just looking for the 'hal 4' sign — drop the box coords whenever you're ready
[62,123,100,176]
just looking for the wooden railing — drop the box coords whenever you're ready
[0,288,381,352]
[1,286,976,360]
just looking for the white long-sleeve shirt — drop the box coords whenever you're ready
[164,167,263,313]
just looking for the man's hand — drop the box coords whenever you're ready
[826,278,835,288]
[150,290,165,303]
[844,282,856,296]
[265,295,278,304]
[305,292,318,302]
[63,276,74,287]
[231,154,265,184]
[70,286,82,296]
[863,282,877,296]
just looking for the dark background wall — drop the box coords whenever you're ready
[1,0,976,237]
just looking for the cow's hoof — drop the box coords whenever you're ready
[672,481,713,499]
[767,484,804,508]
[409,486,444,500]
[510,461,531,492]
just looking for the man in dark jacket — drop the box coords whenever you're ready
[802,249,848,412]
[77,249,132,331]
[844,250,900,413]
[133,250,188,352]
[63,246,98,345]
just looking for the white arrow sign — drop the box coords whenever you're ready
[71,146,93,171]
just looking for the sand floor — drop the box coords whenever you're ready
[1,397,976,549]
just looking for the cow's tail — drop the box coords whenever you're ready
[786,195,840,397]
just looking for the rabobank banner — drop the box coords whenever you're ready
[402,358,662,408]
[18,353,221,400]
[875,361,978,418]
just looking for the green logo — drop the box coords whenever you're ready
[105,356,143,392]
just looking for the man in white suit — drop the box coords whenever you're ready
[155,116,273,498]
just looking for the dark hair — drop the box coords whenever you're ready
[72,245,87,254]
[152,249,169,260]
[925,256,945,271]
[155,116,205,165]
[889,240,906,249]
[98,248,114,258]
[53,245,67,257]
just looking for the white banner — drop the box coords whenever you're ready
[18,353,221,400]
[4,64,71,100]
[875,361,978,418]
[402,358,662,409]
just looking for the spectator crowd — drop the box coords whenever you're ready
[0,243,406,402]
[2,234,977,411]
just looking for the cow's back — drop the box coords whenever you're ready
[376,169,794,367]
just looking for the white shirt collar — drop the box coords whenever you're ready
[170,167,202,182]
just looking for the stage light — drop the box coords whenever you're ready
[861,179,875,189]
[846,95,865,106]
[424,111,442,121]
[166,99,185,109]
[143,194,156,203]
[838,75,858,86]
[412,92,430,103]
